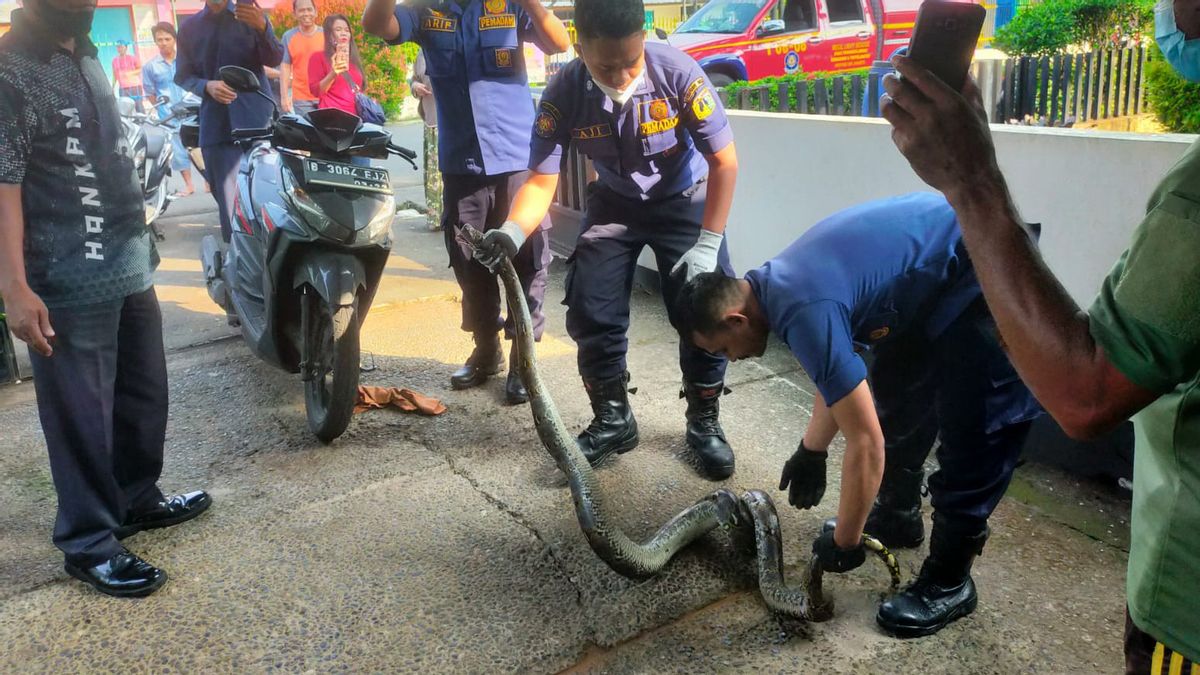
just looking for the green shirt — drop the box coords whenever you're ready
[1089,137,1200,662]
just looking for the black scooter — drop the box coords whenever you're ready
[118,96,175,240]
[200,66,418,443]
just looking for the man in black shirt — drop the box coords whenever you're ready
[0,0,211,598]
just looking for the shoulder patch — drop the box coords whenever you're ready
[683,77,706,105]
[691,87,716,121]
[535,102,560,139]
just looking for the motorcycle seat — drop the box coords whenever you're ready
[143,124,168,160]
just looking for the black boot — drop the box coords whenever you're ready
[505,343,529,406]
[876,515,989,638]
[451,332,503,390]
[577,373,639,466]
[682,381,735,480]
[824,466,926,549]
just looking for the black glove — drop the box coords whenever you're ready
[473,221,525,272]
[812,529,866,574]
[778,441,827,509]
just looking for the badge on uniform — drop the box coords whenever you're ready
[869,327,891,341]
[639,99,678,136]
[423,8,456,32]
[535,102,561,139]
[480,0,516,30]
[495,48,514,68]
[692,87,716,121]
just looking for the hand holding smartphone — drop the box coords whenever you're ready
[905,1,986,91]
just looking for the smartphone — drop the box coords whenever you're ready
[906,1,986,91]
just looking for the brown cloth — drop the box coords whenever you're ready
[354,385,447,416]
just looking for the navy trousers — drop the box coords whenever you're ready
[869,299,1043,529]
[201,142,243,243]
[442,172,551,341]
[29,288,168,566]
[566,181,733,384]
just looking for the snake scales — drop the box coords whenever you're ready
[462,227,901,621]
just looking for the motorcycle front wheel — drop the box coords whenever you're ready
[302,292,360,443]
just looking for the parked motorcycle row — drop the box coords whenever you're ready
[192,66,419,444]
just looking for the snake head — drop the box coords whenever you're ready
[712,489,743,529]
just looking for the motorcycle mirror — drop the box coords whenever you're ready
[655,27,668,40]
[117,96,137,117]
[219,66,261,93]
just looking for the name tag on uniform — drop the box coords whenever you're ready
[423,16,457,32]
[571,124,613,140]
[480,14,517,30]
[639,99,678,136]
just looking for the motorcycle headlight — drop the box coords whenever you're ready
[365,195,396,242]
[282,168,332,234]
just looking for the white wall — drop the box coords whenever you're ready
[716,111,1198,307]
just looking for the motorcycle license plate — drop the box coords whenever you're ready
[302,159,391,194]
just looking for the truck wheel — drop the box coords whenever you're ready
[708,73,736,88]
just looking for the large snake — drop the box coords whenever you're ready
[461,227,901,621]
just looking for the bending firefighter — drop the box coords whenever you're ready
[674,193,1043,636]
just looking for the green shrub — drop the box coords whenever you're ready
[994,0,1152,56]
[1145,44,1200,133]
[723,70,870,112]
[270,0,410,118]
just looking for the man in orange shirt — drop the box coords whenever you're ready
[280,0,322,115]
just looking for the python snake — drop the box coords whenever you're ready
[462,227,901,621]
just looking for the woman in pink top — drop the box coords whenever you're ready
[307,14,365,116]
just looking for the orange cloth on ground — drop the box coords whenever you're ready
[354,385,447,416]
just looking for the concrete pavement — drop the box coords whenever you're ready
[0,123,1131,673]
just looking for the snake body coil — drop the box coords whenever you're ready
[467,229,900,620]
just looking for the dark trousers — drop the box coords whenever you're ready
[566,182,733,383]
[442,172,551,341]
[29,288,168,567]
[869,299,1042,529]
[202,142,243,243]
[1126,609,1198,674]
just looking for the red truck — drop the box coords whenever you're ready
[663,0,932,86]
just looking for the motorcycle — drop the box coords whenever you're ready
[200,66,418,443]
[117,96,176,240]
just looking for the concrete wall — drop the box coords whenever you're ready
[719,111,1198,307]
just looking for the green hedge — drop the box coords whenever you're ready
[993,0,1152,56]
[1145,45,1200,133]
[723,70,871,112]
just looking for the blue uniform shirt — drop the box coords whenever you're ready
[746,193,982,405]
[176,4,283,147]
[531,42,733,202]
[389,0,553,176]
[142,54,193,120]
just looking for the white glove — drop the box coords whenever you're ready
[671,230,723,283]
[475,221,527,272]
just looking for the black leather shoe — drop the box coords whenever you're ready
[577,373,639,466]
[116,491,212,540]
[65,549,167,598]
[683,381,735,480]
[451,333,503,390]
[505,345,529,405]
[877,517,988,638]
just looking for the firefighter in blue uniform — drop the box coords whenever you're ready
[474,0,742,480]
[363,0,570,404]
[674,193,1045,636]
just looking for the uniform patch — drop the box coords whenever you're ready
[535,111,558,138]
[692,87,716,120]
[648,99,670,121]
[639,117,678,136]
[485,0,507,14]
[422,15,456,32]
[683,77,706,104]
[480,14,517,29]
[869,327,891,341]
[571,124,613,140]
[495,48,514,68]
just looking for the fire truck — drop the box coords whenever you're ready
[664,0,958,86]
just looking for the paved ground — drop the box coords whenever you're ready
[0,123,1132,673]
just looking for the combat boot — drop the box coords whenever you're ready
[876,515,989,638]
[824,465,926,549]
[577,373,639,466]
[682,381,735,480]
[451,332,503,390]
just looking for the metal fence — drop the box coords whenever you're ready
[722,46,1151,126]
